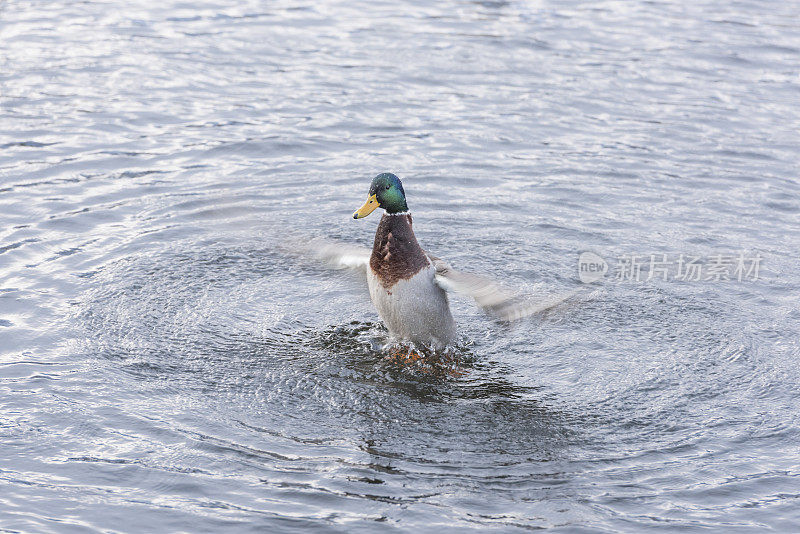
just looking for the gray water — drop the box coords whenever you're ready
[2,0,800,532]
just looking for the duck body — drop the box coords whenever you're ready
[366,212,456,348]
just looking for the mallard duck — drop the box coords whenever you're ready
[312,172,576,349]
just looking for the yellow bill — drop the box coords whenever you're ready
[353,194,380,219]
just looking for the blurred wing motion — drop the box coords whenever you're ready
[429,255,584,321]
[295,238,586,321]
[301,238,370,271]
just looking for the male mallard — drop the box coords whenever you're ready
[352,172,457,348]
[314,172,575,349]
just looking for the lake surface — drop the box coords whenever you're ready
[2,0,799,531]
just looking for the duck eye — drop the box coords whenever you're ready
[385,184,391,190]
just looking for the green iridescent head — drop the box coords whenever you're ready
[353,173,409,218]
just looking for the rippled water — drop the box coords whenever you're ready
[2,0,800,531]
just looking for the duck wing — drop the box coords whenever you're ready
[300,238,371,271]
[428,254,582,321]
[294,238,584,321]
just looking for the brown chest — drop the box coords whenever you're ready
[369,213,430,289]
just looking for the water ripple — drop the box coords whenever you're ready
[1,0,799,531]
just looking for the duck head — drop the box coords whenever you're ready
[353,172,409,219]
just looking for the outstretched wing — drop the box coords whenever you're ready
[298,238,371,271]
[429,254,581,321]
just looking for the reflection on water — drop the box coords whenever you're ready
[2,0,800,531]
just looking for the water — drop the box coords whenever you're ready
[2,0,800,531]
